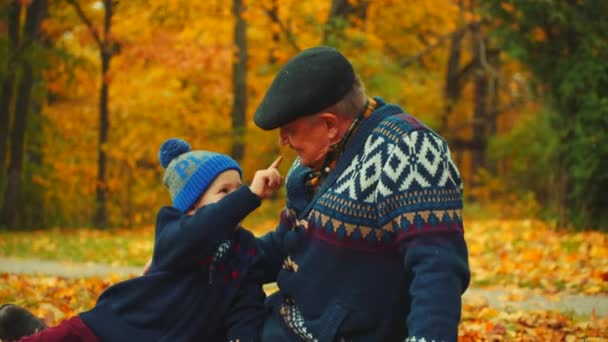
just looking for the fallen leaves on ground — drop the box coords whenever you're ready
[1,273,606,340]
[0,273,129,325]
[466,219,608,295]
[459,299,608,340]
[0,218,607,295]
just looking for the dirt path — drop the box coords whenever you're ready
[1,256,606,317]
[0,256,142,278]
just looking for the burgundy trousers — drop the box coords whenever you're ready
[15,316,99,342]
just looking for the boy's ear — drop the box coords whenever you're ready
[317,113,339,140]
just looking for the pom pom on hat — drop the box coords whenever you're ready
[159,138,191,169]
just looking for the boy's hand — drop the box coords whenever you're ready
[250,156,284,199]
[142,257,152,275]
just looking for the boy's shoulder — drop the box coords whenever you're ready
[155,205,182,224]
[154,205,185,230]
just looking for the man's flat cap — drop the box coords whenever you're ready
[254,46,355,130]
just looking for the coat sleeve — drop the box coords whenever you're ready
[256,159,310,283]
[400,233,470,341]
[152,186,261,272]
[224,264,266,342]
[375,129,471,341]
[256,208,294,283]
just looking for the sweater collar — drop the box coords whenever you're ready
[305,98,377,190]
[298,97,404,219]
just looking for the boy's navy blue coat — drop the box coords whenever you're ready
[80,186,265,342]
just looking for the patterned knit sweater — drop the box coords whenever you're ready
[258,98,470,342]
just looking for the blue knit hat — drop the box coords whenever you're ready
[158,138,242,212]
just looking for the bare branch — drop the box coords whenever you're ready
[446,138,484,150]
[398,27,467,68]
[65,0,103,50]
[444,97,527,135]
[263,7,301,52]
[478,39,499,80]
[389,20,486,69]
[488,98,528,118]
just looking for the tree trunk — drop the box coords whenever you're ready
[24,98,44,228]
[95,50,110,228]
[94,0,113,229]
[0,66,33,227]
[1,0,46,228]
[25,0,54,228]
[440,0,465,135]
[486,49,500,175]
[0,1,20,177]
[231,0,247,163]
[267,0,279,64]
[470,25,488,190]
[323,0,369,44]
[441,30,465,135]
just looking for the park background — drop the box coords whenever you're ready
[0,0,606,340]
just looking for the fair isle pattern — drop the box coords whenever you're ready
[283,255,300,272]
[208,240,231,284]
[213,241,232,262]
[303,116,463,250]
[279,299,318,342]
[378,131,462,195]
[305,206,462,246]
[405,337,439,342]
[333,126,462,201]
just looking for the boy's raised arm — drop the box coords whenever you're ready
[153,186,261,272]
[152,156,283,272]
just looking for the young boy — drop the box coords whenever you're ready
[0,138,283,342]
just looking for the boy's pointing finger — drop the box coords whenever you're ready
[270,156,283,169]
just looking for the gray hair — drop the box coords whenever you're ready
[323,74,367,119]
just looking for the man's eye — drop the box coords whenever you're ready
[219,188,229,193]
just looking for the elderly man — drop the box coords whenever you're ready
[255,46,470,342]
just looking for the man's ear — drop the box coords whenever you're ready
[318,113,340,141]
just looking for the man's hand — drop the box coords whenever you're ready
[250,156,284,199]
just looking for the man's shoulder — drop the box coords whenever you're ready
[370,112,443,144]
[378,112,430,133]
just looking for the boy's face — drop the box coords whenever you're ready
[186,169,242,215]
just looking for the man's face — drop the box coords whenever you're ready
[278,114,335,169]
[186,169,242,215]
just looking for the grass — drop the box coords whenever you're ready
[0,197,285,266]
[1,200,607,296]
[0,226,153,266]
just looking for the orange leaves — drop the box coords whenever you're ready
[36,0,539,229]
[2,273,606,340]
[17,0,33,7]
[500,2,515,14]
[0,273,128,326]
[530,27,547,43]
[0,217,607,340]
[521,248,543,264]
[460,299,608,340]
[467,219,608,295]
